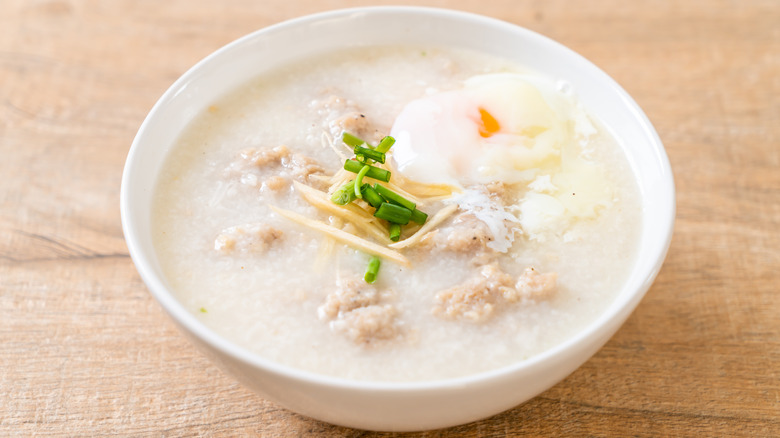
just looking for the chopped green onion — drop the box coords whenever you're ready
[354,146,385,163]
[374,184,416,211]
[342,132,367,148]
[344,159,391,182]
[364,256,381,284]
[374,202,411,225]
[361,184,384,208]
[199,307,207,313]
[331,180,357,205]
[376,136,396,153]
[389,223,401,242]
[354,165,370,198]
[410,208,428,225]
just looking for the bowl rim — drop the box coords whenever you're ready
[121,5,675,392]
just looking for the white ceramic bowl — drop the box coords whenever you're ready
[121,6,674,432]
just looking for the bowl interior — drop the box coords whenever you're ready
[121,6,674,389]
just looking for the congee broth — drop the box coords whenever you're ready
[152,46,641,382]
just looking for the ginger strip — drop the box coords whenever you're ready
[417,193,455,203]
[388,203,458,249]
[322,131,348,162]
[328,171,351,193]
[331,156,455,201]
[382,156,457,198]
[270,205,410,266]
[293,181,391,244]
[307,174,332,184]
[314,217,340,273]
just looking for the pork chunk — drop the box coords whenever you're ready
[433,280,495,322]
[479,264,516,295]
[444,214,494,253]
[231,145,325,189]
[330,112,382,144]
[317,278,380,320]
[318,278,399,345]
[434,264,557,322]
[331,304,397,344]
[311,94,384,144]
[263,175,288,192]
[214,222,282,254]
[433,263,514,322]
[239,145,290,166]
[485,181,507,199]
[283,152,325,181]
[504,267,558,302]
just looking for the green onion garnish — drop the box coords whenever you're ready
[354,165,370,198]
[361,184,384,208]
[331,180,357,205]
[410,208,428,225]
[364,256,381,283]
[389,223,401,242]
[344,159,390,182]
[374,184,416,211]
[342,132,367,148]
[374,202,412,225]
[354,146,385,163]
[376,136,396,153]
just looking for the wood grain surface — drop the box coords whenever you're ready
[1,0,778,436]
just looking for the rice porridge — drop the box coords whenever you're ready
[152,46,642,382]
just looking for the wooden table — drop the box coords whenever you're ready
[2,0,778,435]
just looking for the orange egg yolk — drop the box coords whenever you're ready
[478,108,500,138]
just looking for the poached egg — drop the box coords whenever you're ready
[390,73,614,243]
